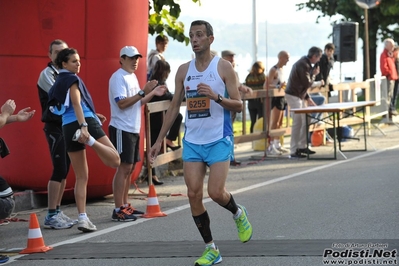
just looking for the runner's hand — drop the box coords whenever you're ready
[197,83,216,100]
[148,142,162,164]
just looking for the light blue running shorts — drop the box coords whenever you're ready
[182,136,234,166]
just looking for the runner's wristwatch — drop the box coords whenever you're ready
[80,122,88,128]
[138,90,145,97]
[215,94,223,103]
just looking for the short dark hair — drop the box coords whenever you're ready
[55,48,78,69]
[190,20,214,36]
[325,43,335,51]
[49,39,68,53]
[155,35,169,44]
[307,46,323,58]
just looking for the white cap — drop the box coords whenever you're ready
[120,46,143,58]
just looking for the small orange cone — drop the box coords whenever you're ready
[20,213,53,254]
[143,184,167,218]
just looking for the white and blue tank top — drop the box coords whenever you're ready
[183,56,233,144]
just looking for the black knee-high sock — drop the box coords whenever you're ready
[193,210,213,243]
[220,193,239,214]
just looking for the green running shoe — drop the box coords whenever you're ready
[235,205,253,243]
[194,246,222,266]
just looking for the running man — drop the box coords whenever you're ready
[148,20,253,266]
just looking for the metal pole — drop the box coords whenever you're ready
[252,0,258,62]
[265,20,268,72]
[364,8,370,79]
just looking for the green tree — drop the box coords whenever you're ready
[149,0,201,45]
[297,0,399,80]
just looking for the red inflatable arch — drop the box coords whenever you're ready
[0,0,148,199]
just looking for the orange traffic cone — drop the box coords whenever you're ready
[143,184,167,218]
[20,213,52,254]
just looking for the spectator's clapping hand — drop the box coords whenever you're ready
[1,99,16,117]
[143,80,159,95]
[16,107,35,122]
[153,85,167,96]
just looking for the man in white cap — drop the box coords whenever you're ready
[108,46,166,222]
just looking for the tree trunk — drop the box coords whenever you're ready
[361,18,379,81]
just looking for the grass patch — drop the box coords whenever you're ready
[233,121,251,136]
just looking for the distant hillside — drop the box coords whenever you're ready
[148,19,334,60]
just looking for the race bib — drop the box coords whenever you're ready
[186,90,211,119]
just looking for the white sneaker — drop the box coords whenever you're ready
[72,129,81,141]
[277,146,289,153]
[77,217,97,232]
[267,145,282,157]
[58,211,78,225]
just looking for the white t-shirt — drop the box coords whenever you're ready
[109,68,141,133]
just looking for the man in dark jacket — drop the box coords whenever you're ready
[316,43,335,87]
[37,39,76,229]
[285,46,324,158]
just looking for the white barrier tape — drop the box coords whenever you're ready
[147,197,159,206]
[28,228,42,239]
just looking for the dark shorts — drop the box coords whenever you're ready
[109,125,140,164]
[63,117,106,152]
[271,96,287,111]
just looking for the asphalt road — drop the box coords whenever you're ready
[1,124,399,266]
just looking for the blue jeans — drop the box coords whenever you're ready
[309,94,331,142]
[310,94,326,120]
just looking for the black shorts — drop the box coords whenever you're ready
[63,117,106,152]
[108,125,140,164]
[271,96,287,111]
